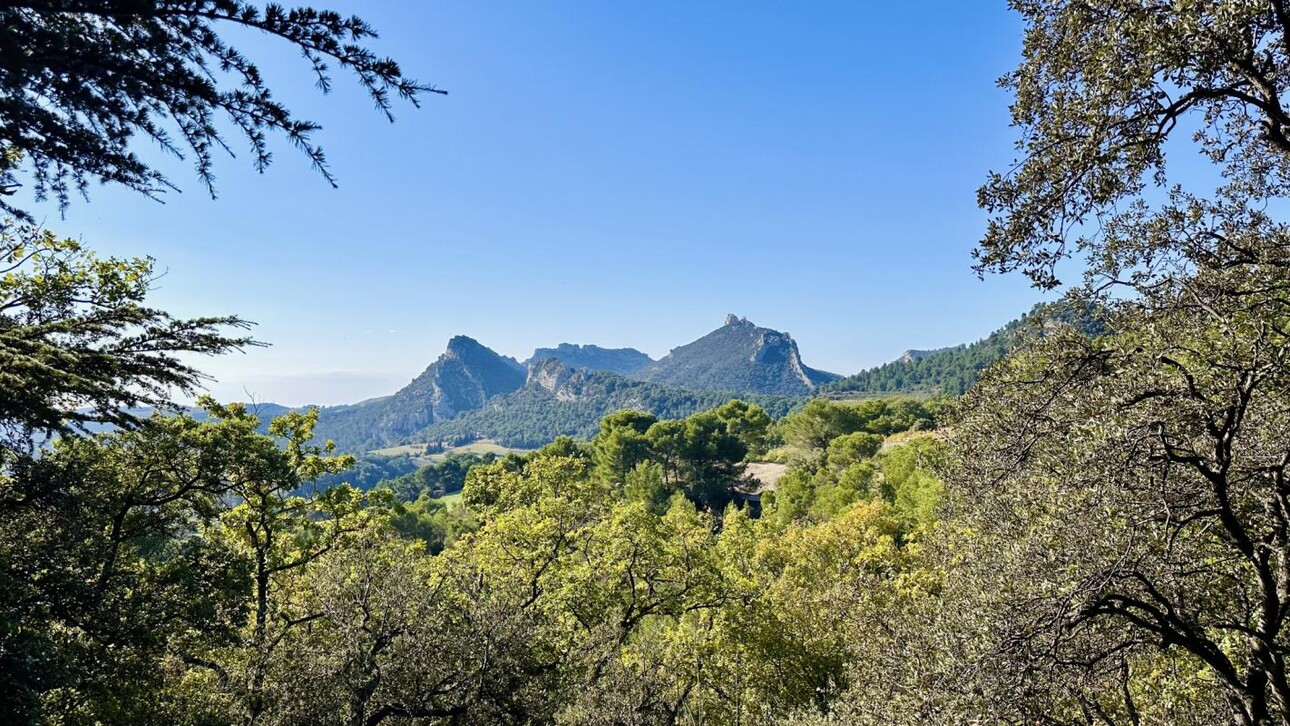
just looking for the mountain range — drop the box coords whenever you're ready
[313,315,828,450]
[525,344,653,376]
[289,304,1101,453]
[408,359,798,449]
[519,315,837,395]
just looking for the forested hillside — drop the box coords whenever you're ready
[821,302,1103,396]
[414,358,798,448]
[312,336,524,450]
[312,320,832,452]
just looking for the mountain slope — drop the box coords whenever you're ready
[526,343,654,375]
[412,358,799,448]
[634,315,839,396]
[98,306,1090,454]
[821,302,1105,397]
[315,336,524,451]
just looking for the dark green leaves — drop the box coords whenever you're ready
[978,1,1290,289]
[0,224,255,448]
[0,1,441,217]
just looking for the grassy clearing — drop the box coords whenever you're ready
[368,443,426,457]
[449,440,523,456]
[435,491,464,506]
[368,440,532,468]
[369,439,526,459]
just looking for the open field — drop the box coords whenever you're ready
[368,440,532,468]
[368,443,426,457]
[449,440,523,456]
[434,491,464,506]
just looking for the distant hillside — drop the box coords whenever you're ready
[79,306,1090,454]
[635,315,839,396]
[84,327,804,454]
[413,358,799,448]
[527,343,654,375]
[310,331,802,452]
[315,336,524,451]
[821,302,1104,397]
[72,402,292,437]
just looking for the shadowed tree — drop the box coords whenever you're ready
[0,0,443,217]
[916,1,1290,724]
[0,223,255,452]
[792,3,1290,724]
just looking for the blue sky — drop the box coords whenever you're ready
[24,1,1049,406]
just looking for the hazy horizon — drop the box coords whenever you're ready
[197,308,1013,408]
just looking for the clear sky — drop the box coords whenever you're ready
[22,1,1052,406]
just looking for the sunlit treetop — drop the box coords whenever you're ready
[978,0,1290,289]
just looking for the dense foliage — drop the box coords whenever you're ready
[311,452,418,492]
[378,452,498,501]
[794,2,1290,724]
[10,0,1290,724]
[0,223,254,447]
[0,396,377,722]
[2,382,942,723]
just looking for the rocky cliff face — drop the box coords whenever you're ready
[403,336,526,422]
[526,343,654,375]
[316,336,526,449]
[634,315,839,396]
[525,358,582,401]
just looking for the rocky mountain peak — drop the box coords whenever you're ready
[634,317,838,396]
[750,329,795,364]
[355,336,526,439]
[526,343,653,376]
[444,335,480,354]
[526,357,576,392]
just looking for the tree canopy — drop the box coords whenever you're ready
[977,0,1290,290]
[813,2,1290,725]
[0,223,254,450]
[13,1,1290,723]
